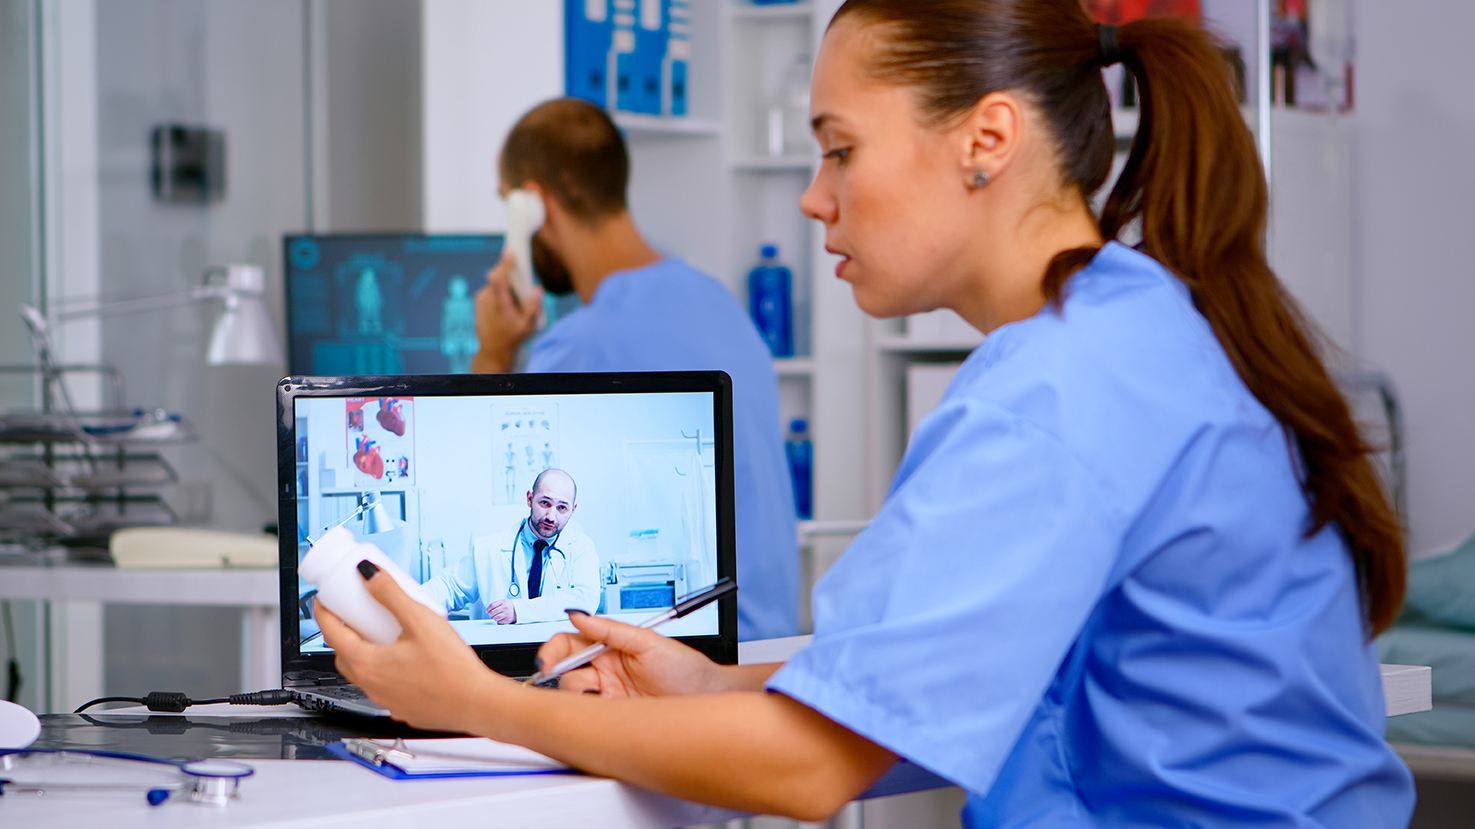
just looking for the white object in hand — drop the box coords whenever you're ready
[0,700,41,749]
[504,188,546,309]
[300,527,445,644]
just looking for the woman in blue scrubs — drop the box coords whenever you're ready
[318,1,1415,824]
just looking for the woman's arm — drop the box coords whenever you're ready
[320,570,898,821]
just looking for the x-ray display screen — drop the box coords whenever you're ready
[284,234,506,376]
[290,391,720,651]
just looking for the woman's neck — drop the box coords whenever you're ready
[951,192,1103,333]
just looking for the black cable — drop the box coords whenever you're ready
[73,689,296,713]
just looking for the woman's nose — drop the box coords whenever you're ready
[800,175,835,224]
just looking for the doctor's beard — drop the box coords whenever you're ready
[531,233,575,296]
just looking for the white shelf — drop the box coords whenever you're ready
[774,357,814,376]
[611,112,722,138]
[1111,108,1139,140]
[797,519,868,538]
[875,336,983,354]
[731,155,815,172]
[729,1,813,21]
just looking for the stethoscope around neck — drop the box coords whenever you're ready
[508,519,562,598]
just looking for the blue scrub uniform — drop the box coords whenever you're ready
[767,243,1414,826]
[528,259,800,641]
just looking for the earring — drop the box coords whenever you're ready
[972,171,990,188]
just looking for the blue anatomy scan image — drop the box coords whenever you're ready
[285,234,534,376]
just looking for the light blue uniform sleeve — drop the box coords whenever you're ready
[766,397,1124,796]
[421,537,481,613]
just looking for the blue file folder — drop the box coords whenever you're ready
[565,0,612,107]
[616,0,665,114]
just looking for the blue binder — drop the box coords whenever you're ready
[666,0,690,115]
[616,0,665,114]
[565,0,612,107]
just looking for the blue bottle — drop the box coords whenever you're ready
[748,244,793,357]
[786,418,813,520]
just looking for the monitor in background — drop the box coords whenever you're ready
[283,234,504,376]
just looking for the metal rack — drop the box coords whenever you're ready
[0,364,194,553]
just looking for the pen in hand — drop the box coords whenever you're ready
[523,578,737,687]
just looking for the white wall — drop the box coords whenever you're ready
[1353,1,1475,558]
[421,0,563,233]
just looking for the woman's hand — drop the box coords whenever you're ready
[537,612,739,698]
[316,567,508,732]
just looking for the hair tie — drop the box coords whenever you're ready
[1096,24,1122,67]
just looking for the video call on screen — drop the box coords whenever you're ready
[291,391,721,651]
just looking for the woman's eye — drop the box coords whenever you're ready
[824,147,851,164]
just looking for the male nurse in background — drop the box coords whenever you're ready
[472,97,799,641]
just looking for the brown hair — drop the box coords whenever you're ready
[833,0,1405,635]
[499,98,630,224]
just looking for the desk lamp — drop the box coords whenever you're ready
[310,491,396,545]
[19,264,285,372]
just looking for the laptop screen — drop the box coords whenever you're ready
[277,373,737,679]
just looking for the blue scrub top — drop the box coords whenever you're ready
[528,259,800,641]
[767,244,1414,826]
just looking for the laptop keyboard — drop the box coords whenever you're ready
[309,685,370,701]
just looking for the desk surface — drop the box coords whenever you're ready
[0,565,278,606]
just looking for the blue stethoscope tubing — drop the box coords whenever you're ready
[0,748,254,806]
[508,520,561,599]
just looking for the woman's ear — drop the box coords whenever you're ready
[959,91,1022,189]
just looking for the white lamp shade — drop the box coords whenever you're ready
[361,499,396,534]
[207,293,285,366]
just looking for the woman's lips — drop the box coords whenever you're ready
[827,246,851,279]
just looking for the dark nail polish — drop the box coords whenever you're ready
[533,656,543,670]
[565,608,588,617]
[357,559,380,580]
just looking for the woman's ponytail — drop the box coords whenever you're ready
[1104,18,1404,635]
[835,0,1405,636]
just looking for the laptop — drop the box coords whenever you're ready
[276,372,738,717]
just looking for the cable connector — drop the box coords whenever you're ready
[227,690,295,706]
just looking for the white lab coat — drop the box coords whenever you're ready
[422,514,600,624]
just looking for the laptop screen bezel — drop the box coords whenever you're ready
[276,371,739,683]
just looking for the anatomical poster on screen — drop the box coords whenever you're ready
[346,396,416,488]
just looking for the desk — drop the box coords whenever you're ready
[0,566,280,711]
[3,704,948,828]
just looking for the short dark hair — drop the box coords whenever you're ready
[499,98,629,224]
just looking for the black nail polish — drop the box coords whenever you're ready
[565,608,588,617]
[357,559,379,580]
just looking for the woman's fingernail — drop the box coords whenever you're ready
[565,608,589,617]
[357,560,380,580]
[533,656,543,670]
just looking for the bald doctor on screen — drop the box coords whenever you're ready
[422,468,600,624]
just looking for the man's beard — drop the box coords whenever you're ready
[531,233,575,296]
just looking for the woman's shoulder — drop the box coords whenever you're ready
[963,244,1256,423]
[935,245,1279,497]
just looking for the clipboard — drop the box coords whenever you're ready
[328,737,576,780]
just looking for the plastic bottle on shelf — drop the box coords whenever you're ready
[781,54,813,156]
[786,418,813,520]
[748,244,794,357]
[764,53,813,157]
[299,526,445,644]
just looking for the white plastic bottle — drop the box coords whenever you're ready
[300,527,445,644]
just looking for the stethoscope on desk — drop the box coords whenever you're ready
[0,748,253,806]
[507,521,562,599]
